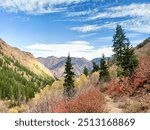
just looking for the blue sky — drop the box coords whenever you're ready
[0,0,150,60]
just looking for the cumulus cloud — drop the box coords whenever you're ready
[26,41,113,60]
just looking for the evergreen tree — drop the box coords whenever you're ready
[63,54,75,98]
[112,24,129,66]
[121,45,138,76]
[99,54,110,82]
[112,24,138,76]
[83,66,89,76]
[91,62,99,73]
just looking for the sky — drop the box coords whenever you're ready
[0,0,150,60]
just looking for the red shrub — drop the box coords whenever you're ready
[107,79,121,95]
[115,56,150,96]
[52,101,68,113]
[53,87,105,113]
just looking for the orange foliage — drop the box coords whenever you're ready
[107,79,121,95]
[53,88,105,113]
[119,56,150,95]
[106,56,150,96]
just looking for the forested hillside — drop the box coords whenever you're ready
[0,40,54,105]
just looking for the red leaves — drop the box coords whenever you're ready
[107,80,121,95]
[107,56,150,96]
[53,88,105,113]
[108,57,150,95]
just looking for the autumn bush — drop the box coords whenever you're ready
[106,56,150,96]
[106,79,121,96]
[124,96,150,113]
[120,56,150,95]
[27,85,64,113]
[75,74,88,90]
[89,72,99,84]
[53,87,105,113]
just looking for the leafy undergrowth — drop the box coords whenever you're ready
[105,56,150,112]
[53,87,105,113]
[106,56,150,96]
[120,56,150,96]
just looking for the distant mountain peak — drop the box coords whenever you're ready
[37,56,93,78]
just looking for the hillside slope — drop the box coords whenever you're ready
[0,39,54,102]
[135,37,150,57]
[0,39,54,78]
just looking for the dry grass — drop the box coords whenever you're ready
[0,101,8,113]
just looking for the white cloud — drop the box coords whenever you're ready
[126,33,142,38]
[71,22,116,33]
[69,40,90,45]
[89,3,150,20]
[79,33,96,38]
[66,10,91,17]
[66,8,98,17]
[94,36,113,43]
[119,18,150,34]
[0,0,87,14]
[77,3,150,34]
[26,41,113,60]
[71,17,150,34]
[71,25,101,33]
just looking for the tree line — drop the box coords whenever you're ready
[63,25,138,98]
[0,54,54,104]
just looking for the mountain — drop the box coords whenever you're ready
[0,39,54,102]
[0,39,53,78]
[91,58,101,65]
[135,37,150,57]
[38,56,93,78]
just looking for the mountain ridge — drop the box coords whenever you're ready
[37,56,93,78]
[0,39,54,78]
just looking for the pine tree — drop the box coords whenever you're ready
[63,54,75,98]
[112,24,138,76]
[91,62,99,73]
[83,66,89,76]
[121,45,138,76]
[99,54,110,82]
[113,24,129,66]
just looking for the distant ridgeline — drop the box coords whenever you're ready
[0,44,54,103]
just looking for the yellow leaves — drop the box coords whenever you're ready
[75,74,88,89]
[8,104,29,113]
[51,78,64,90]
[90,72,99,84]
[8,108,18,113]
[109,65,118,78]
[50,74,89,91]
